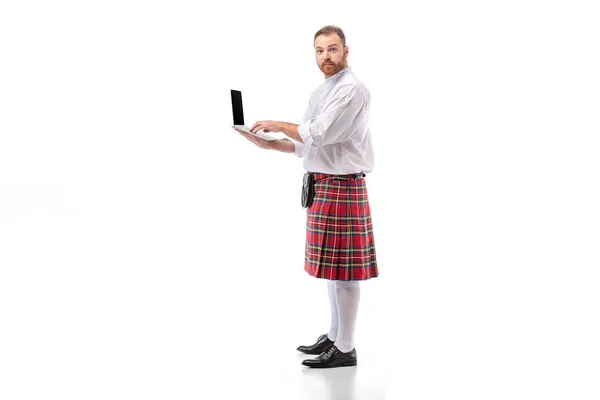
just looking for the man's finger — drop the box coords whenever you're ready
[251,122,263,133]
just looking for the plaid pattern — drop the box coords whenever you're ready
[304,172,379,281]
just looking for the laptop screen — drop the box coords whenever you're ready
[231,90,245,126]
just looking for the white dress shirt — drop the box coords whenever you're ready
[293,66,374,175]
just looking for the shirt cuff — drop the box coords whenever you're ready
[293,141,305,158]
[298,121,313,145]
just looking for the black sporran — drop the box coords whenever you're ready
[301,173,315,208]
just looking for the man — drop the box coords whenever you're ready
[232,25,378,368]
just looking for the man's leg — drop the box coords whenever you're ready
[327,280,339,341]
[296,280,339,354]
[333,280,360,353]
[301,280,360,367]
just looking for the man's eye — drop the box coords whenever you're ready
[330,48,336,52]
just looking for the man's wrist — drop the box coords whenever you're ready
[269,138,294,153]
[280,122,288,135]
[279,122,302,142]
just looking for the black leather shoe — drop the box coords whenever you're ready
[297,334,334,355]
[301,345,357,368]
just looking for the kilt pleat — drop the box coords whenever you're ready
[304,172,379,281]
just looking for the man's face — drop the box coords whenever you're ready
[314,34,348,78]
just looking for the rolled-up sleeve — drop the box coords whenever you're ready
[293,132,314,158]
[297,85,366,147]
[293,140,307,158]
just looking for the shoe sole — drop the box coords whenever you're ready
[302,360,357,368]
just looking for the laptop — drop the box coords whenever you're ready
[231,89,277,141]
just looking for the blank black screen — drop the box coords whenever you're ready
[231,90,244,125]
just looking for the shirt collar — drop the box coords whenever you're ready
[325,66,352,85]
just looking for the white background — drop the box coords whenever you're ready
[1,0,599,399]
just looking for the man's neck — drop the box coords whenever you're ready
[325,65,348,79]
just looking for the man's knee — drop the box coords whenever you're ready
[334,280,359,290]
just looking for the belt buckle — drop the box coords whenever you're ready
[332,172,363,182]
[348,173,363,181]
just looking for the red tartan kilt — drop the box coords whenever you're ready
[304,172,379,281]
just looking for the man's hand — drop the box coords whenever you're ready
[253,120,302,143]
[232,126,273,150]
[250,120,283,134]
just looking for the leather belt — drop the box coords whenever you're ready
[310,172,366,182]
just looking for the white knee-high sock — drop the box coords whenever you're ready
[334,280,360,353]
[327,280,338,341]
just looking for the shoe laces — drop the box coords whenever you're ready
[325,346,337,356]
